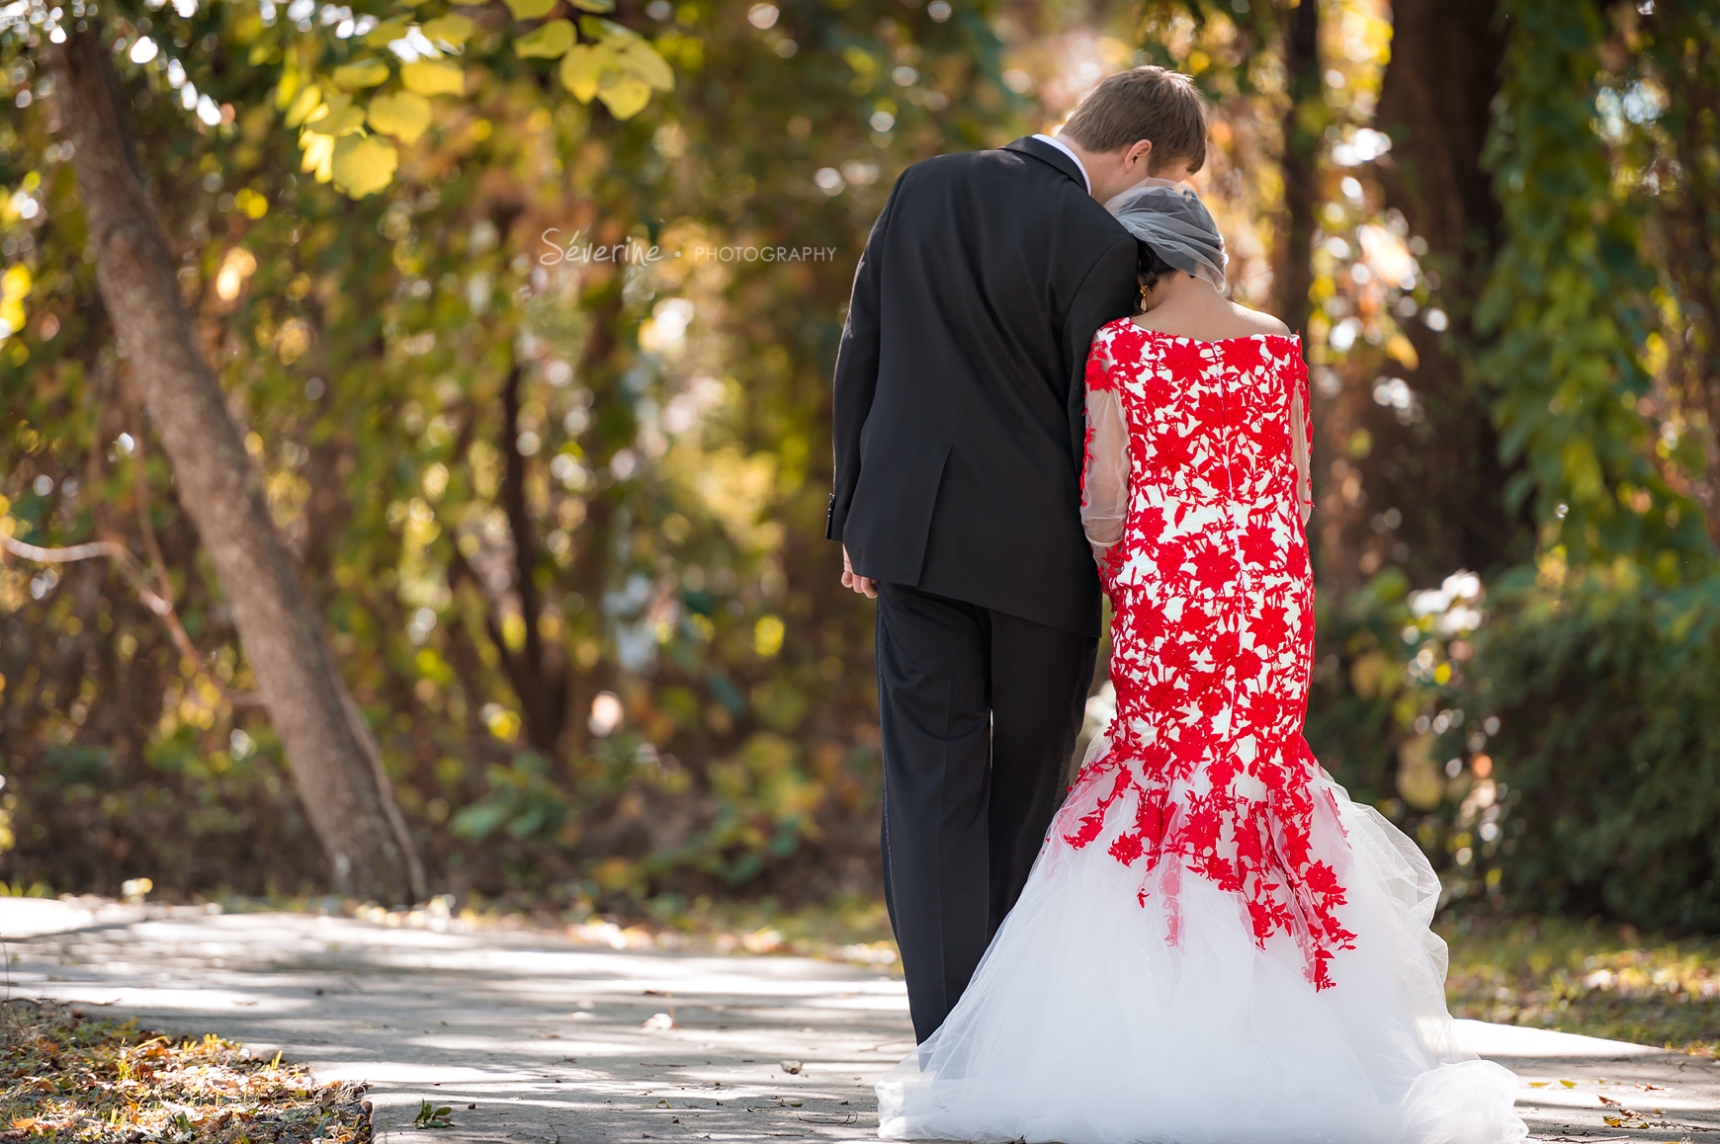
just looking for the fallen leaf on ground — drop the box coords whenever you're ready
[0,1000,370,1142]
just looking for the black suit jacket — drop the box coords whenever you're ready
[826,136,1140,637]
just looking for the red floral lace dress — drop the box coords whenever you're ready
[877,317,1528,1144]
[1060,320,1352,988]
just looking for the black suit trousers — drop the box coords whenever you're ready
[875,581,1097,1043]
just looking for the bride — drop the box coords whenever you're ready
[875,182,1527,1144]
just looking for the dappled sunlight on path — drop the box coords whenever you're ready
[4,899,911,1142]
[3,898,1717,1142]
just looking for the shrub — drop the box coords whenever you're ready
[1308,563,1720,933]
[1475,566,1720,931]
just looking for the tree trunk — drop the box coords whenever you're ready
[1648,0,1720,546]
[48,26,424,904]
[1355,0,1524,582]
[1276,0,1371,588]
[499,362,569,753]
[1274,0,1321,343]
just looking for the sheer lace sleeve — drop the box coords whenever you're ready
[1290,357,1313,527]
[1082,385,1130,551]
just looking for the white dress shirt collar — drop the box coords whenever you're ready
[1032,133,1091,194]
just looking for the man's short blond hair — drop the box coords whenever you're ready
[1061,66,1209,175]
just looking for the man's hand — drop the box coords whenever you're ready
[841,545,878,599]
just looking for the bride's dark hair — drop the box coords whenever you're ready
[1135,239,1180,309]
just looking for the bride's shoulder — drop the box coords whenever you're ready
[1092,315,1146,347]
[1225,302,1293,337]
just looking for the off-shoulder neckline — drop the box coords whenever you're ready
[1118,318,1300,345]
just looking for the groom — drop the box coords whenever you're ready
[827,66,1209,1043]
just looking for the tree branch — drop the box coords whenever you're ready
[0,531,263,707]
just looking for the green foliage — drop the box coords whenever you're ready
[88,0,678,200]
[414,1099,456,1129]
[0,0,1023,904]
[1305,567,1422,810]
[1472,566,1720,931]
[1308,558,1720,933]
[1305,567,1500,901]
[1134,0,1294,99]
[449,751,577,842]
[1478,0,1712,570]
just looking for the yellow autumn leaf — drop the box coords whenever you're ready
[842,44,877,80]
[401,60,466,96]
[330,133,399,198]
[558,43,610,101]
[274,70,306,111]
[367,90,433,145]
[579,14,629,38]
[1386,332,1420,370]
[422,13,475,43]
[364,15,411,46]
[331,58,390,89]
[330,106,370,135]
[503,0,556,17]
[597,71,651,118]
[283,83,323,127]
[1,264,32,300]
[515,18,574,57]
[303,89,352,126]
[233,187,269,219]
[615,39,673,90]
[299,130,336,182]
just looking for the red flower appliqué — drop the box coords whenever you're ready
[1064,320,1356,990]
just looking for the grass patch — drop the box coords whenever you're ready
[1440,915,1720,1057]
[0,999,371,1142]
[633,891,899,964]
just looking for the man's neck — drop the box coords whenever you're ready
[1056,137,1107,200]
[1032,133,1091,195]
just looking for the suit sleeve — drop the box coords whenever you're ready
[827,176,905,542]
[1061,235,1140,479]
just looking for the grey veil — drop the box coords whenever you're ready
[1106,179,1228,293]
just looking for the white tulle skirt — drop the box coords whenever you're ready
[876,770,1528,1144]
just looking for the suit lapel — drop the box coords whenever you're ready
[1003,136,1087,190]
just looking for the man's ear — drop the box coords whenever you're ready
[1122,139,1155,174]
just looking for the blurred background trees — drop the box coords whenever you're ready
[2,0,1718,932]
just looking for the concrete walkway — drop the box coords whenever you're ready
[4,898,1717,1142]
